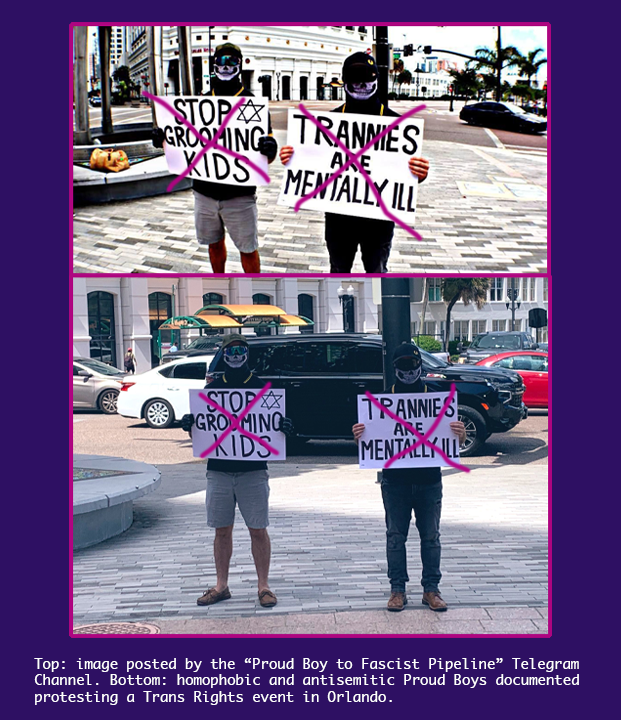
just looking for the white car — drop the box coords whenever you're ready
[117,354,215,428]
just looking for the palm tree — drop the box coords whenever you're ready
[441,279,490,352]
[472,44,520,101]
[448,68,480,99]
[397,69,412,95]
[515,48,547,87]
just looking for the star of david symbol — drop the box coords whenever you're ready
[237,99,265,124]
[260,390,282,410]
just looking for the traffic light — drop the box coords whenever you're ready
[403,44,414,57]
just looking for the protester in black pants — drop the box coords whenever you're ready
[353,343,466,612]
[280,52,430,273]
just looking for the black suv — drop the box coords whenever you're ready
[161,335,224,364]
[208,334,527,456]
[458,331,539,365]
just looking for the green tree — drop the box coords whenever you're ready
[441,279,490,352]
[472,45,520,101]
[514,48,547,87]
[397,69,412,93]
[448,68,480,99]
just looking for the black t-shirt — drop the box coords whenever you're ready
[193,84,273,202]
[204,370,268,473]
[380,381,442,485]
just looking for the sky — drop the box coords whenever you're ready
[399,25,548,79]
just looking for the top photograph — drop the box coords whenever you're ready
[72,23,548,275]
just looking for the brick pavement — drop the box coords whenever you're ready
[73,133,547,274]
[73,462,548,634]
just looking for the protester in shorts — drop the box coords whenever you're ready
[280,52,430,273]
[181,334,294,607]
[153,43,277,273]
[352,343,466,612]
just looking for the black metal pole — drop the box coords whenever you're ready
[496,26,502,103]
[375,26,389,106]
[381,278,411,389]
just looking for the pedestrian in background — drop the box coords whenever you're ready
[124,347,137,374]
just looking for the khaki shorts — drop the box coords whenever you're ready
[206,469,270,529]
[193,191,259,254]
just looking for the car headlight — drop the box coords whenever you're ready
[486,380,512,403]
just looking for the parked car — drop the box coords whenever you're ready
[460,101,547,134]
[118,334,527,455]
[73,357,127,414]
[161,334,224,363]
[118,355,216,428]
[475,351,548,408]
[536,342,548,352]
[458,331,538,364]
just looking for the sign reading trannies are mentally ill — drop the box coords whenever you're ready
[278,108,424,222]
[154,96,270,186]
[357,391,459,469]
[189,388,286,461]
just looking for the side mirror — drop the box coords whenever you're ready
[77,369,92,378]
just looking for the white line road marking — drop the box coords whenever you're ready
[484,127,505,149]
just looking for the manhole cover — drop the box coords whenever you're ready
[73,622,160,634]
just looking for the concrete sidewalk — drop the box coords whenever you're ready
[73,461,548,635]
[73,132,547,275]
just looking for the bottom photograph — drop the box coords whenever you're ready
[72,274,549,636]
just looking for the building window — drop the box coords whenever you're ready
[410,321,417,336]
[490,278,504,301]
[428,278,442,302]
[87,291,117,367]
[472,320,486,336]
[514,319,522,332]
[492,319,506,332]
[543,278,548,303]
[149,292,172,367]
[202,292,224,307]
[453,320,469,341]
[253,293,273,336]
[423,321,436,337]
[297,294,314,334]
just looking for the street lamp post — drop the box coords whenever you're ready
[337,284,356,333]
[506,287,522,331]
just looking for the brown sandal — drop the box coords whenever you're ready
[258,589,278,607]
[197,586,231,606]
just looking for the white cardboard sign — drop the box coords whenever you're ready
[189,387,286,461]
[154,95,270,186]
[357,391,459,469]
[278,108,424,222]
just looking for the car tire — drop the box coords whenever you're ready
[97,389,119,415]
[144,399,174,429]
[457,405,487,457]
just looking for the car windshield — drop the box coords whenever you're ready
[186,337,221,350]
[503,102,525,115]
[75,358,125,376]
[471,334,521,350]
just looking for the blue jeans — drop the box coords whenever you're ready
[381,480,443,593]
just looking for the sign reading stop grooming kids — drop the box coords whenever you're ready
[357,390,460,469]
[189,387,286,461]
[153,95,270,186]
[278,107,425,223]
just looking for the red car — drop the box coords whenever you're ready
[475,351,548,408]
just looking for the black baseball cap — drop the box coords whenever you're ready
[221,333,248,349]
[342,52,379,83]
[393,342,422,368]
[214,42,243,60]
